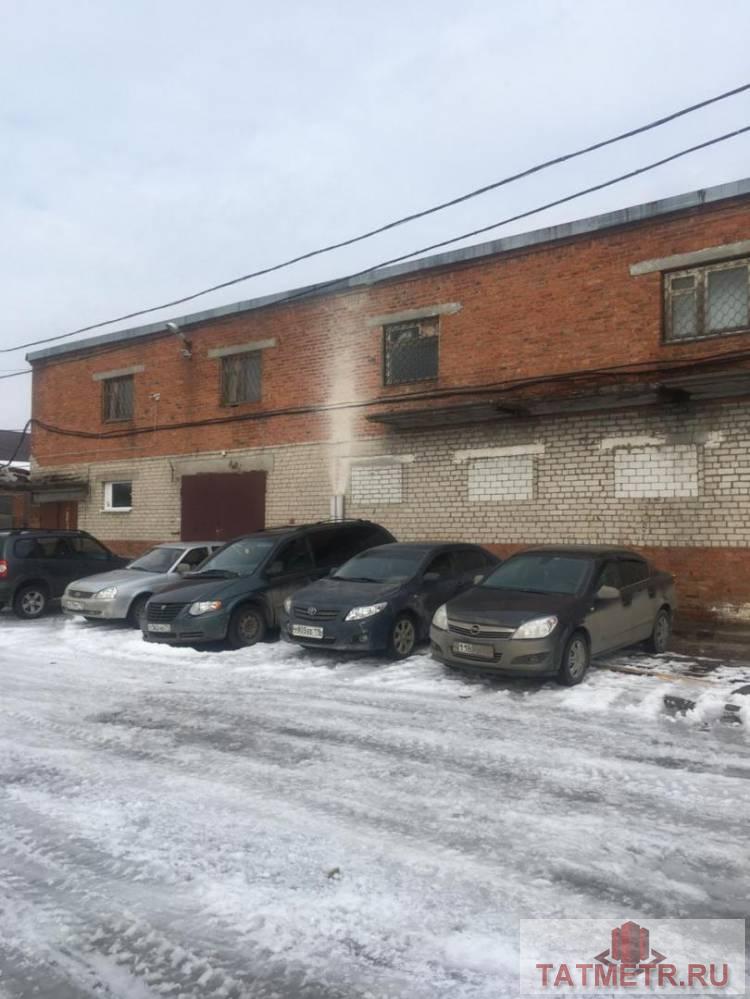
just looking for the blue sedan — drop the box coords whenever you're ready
[282,542,498,659]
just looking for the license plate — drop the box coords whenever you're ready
[291,624,324,639]
[453,641,494,660]
[66,600,84,611]
[148,623,172,634]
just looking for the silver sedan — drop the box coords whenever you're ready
[62,541,222,628]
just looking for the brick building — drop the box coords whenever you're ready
[27,178,750,622]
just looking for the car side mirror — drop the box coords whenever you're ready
[175,562,191,575]
[596,584,620,601]
[423,571,440,584]
[328,566,340,577]
[266,560,284,578]
[473,573,485,585]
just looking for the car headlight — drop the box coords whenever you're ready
[513,615,558,639]
[188,600,222,616]
[432,604,448,630]
[345,602,387,622]
[95,586,118,600]
[283,596,292,614]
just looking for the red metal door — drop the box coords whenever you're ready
[38,501,78,530]
[180,472,266,542]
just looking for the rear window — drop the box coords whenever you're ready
[334,548,423,584]
[14,537,62,559]
[482,553,593,595]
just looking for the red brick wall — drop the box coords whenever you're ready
[31,195,750,467]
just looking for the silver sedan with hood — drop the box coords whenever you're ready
[62,541,221,627]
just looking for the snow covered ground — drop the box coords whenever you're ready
[1,614,748,999]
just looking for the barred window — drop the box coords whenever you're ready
[101,374,134,422]
[665,258,750,341]
[221,352,262,405]
[383,318,439,386]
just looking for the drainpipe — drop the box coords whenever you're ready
[330,494,345,521]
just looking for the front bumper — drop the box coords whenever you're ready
[62,593,130,620]
[282,611,394,652]
[142,610,229,644]
[430,624,560,675]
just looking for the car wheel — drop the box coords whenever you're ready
[646,608,671,654]
[127,594,150,630]
[13,584,49,620]
[387,614,417,660]
[557,630,590,686]
[227,605,266,649]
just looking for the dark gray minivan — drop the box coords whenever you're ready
[142,520,395,648]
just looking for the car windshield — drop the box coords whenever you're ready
[481,554,593,595]
[129,547,183,573]
[333,550,423,584]
[193,538,276,577]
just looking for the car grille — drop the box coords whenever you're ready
[448,620,515,639]
[68,589,94,599]
[146,602,186,623]
[292,605,340,621]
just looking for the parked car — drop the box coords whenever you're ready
[430,545,676,685]
[283,542,499,659]
[61,541,223,628]
[142,520,396,648]
[0,528,127,619]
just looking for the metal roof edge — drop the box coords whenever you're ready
[27,176,750,364]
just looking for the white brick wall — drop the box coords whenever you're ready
[614,445,699,499]
[350,464,403,505]
[468,454,535,502]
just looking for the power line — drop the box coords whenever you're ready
[5,81,750,357]
[205,125,750,313]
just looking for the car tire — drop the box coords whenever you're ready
[127,594,150,630]
[646,608,671,654]
[556,630,590,686]
[13,584,49,620]
[387,614,417,660]
[227,605,266,649]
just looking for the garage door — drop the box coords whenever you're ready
[180,472,266,542]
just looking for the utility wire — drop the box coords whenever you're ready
[4,80,750,356]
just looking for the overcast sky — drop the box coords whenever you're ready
[2,0,750,428]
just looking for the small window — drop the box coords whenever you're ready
[453,547,490,574]
[423,551,455,579]
[180,546,209,567]
[383,317,439,385]
[665,259,750,341]
[221,352,262,405]
[619,559,650,587]
[597,561,622,590]
[14,536,62,559]
[70,535,112,560]
[104,481,132,511]
[102,375,134,422]
[272,537,313,575]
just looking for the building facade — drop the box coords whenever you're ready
[28,179,750,623]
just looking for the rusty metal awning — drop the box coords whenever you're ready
[367,368,750,430]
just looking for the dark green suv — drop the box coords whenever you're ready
[0,529,127,619]
[142,520,395,648]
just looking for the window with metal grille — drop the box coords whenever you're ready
[101,374,134,422]
[664,258,750,341]
[221,352,262,405]
[383,318,439,385]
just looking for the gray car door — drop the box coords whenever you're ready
[584,560,633,655]
[618,557,657,644]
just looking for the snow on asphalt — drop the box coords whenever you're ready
[0,614,748,998]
